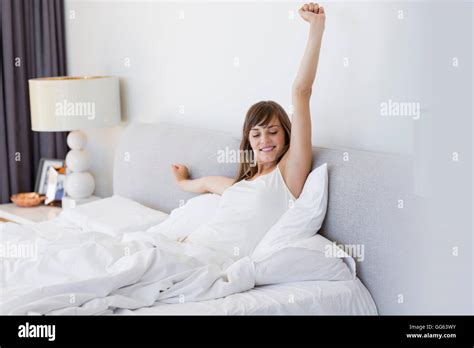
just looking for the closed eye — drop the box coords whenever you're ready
[251,130,278,138]
[252,132,278,138]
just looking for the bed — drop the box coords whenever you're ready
[111,122,415,315]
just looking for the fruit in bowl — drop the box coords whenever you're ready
[10,192,46,207]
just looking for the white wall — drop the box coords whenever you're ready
[64,0,445,197]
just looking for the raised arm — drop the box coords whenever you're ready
[171,164,234,195]
[293,3,325,93]
[280,2,325,198]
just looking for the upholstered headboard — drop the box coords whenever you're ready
[114,122,418,315]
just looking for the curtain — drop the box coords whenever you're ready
[0,0,68,203]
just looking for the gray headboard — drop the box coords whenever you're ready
[114,122,418,315]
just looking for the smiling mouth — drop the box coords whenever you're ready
[260,146,276,153]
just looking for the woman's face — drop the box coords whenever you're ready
[248,116,286,165]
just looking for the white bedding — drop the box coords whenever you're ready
[0,218,255,314]
[116,279,378,315]
[0,197,377,315]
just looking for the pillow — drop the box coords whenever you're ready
[59,195,169,236]
[254,234,356,286]
[251,163,328,262]
[287,234,356,277]
[146,193,221,241]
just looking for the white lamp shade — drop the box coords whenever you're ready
[29,76,121,131]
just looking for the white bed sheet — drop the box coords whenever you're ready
[115,278,378,315]
[0,212,376,315]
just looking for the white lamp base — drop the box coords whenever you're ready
[64,130,95,199]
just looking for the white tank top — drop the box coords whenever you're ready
[187,163,296,259]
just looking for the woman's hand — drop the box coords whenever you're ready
[299,2,325,31]
[171,164,190,188]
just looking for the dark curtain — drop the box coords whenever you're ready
[0,0,68,203]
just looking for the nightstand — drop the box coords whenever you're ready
[0,203,62,225]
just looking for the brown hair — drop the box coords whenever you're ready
[233,100,291,184]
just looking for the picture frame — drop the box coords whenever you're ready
[34,158,65,195]
[45,166,66,205]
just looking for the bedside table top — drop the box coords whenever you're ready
[0,203,62,224]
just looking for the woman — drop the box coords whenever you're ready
[170,3,326,256]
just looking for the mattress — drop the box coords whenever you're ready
[115,278,378,315]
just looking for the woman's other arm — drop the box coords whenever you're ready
[171,164,234,195]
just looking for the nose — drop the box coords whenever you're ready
[260,132,271,144]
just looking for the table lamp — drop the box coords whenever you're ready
[29,76,121,206]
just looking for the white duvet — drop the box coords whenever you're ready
[0,200,354,315]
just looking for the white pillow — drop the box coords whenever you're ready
[288,234,356,277]
[147,193,221,241]
[59,195,169,236]
[251,163,328,262]
[254,234,355,286]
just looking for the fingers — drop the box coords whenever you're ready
[171,164,184,172]
[302,3,320,13]
[318,6,325,15]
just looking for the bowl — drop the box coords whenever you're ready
[10,192,46,207]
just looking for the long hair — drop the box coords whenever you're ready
[233,100,291,184]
